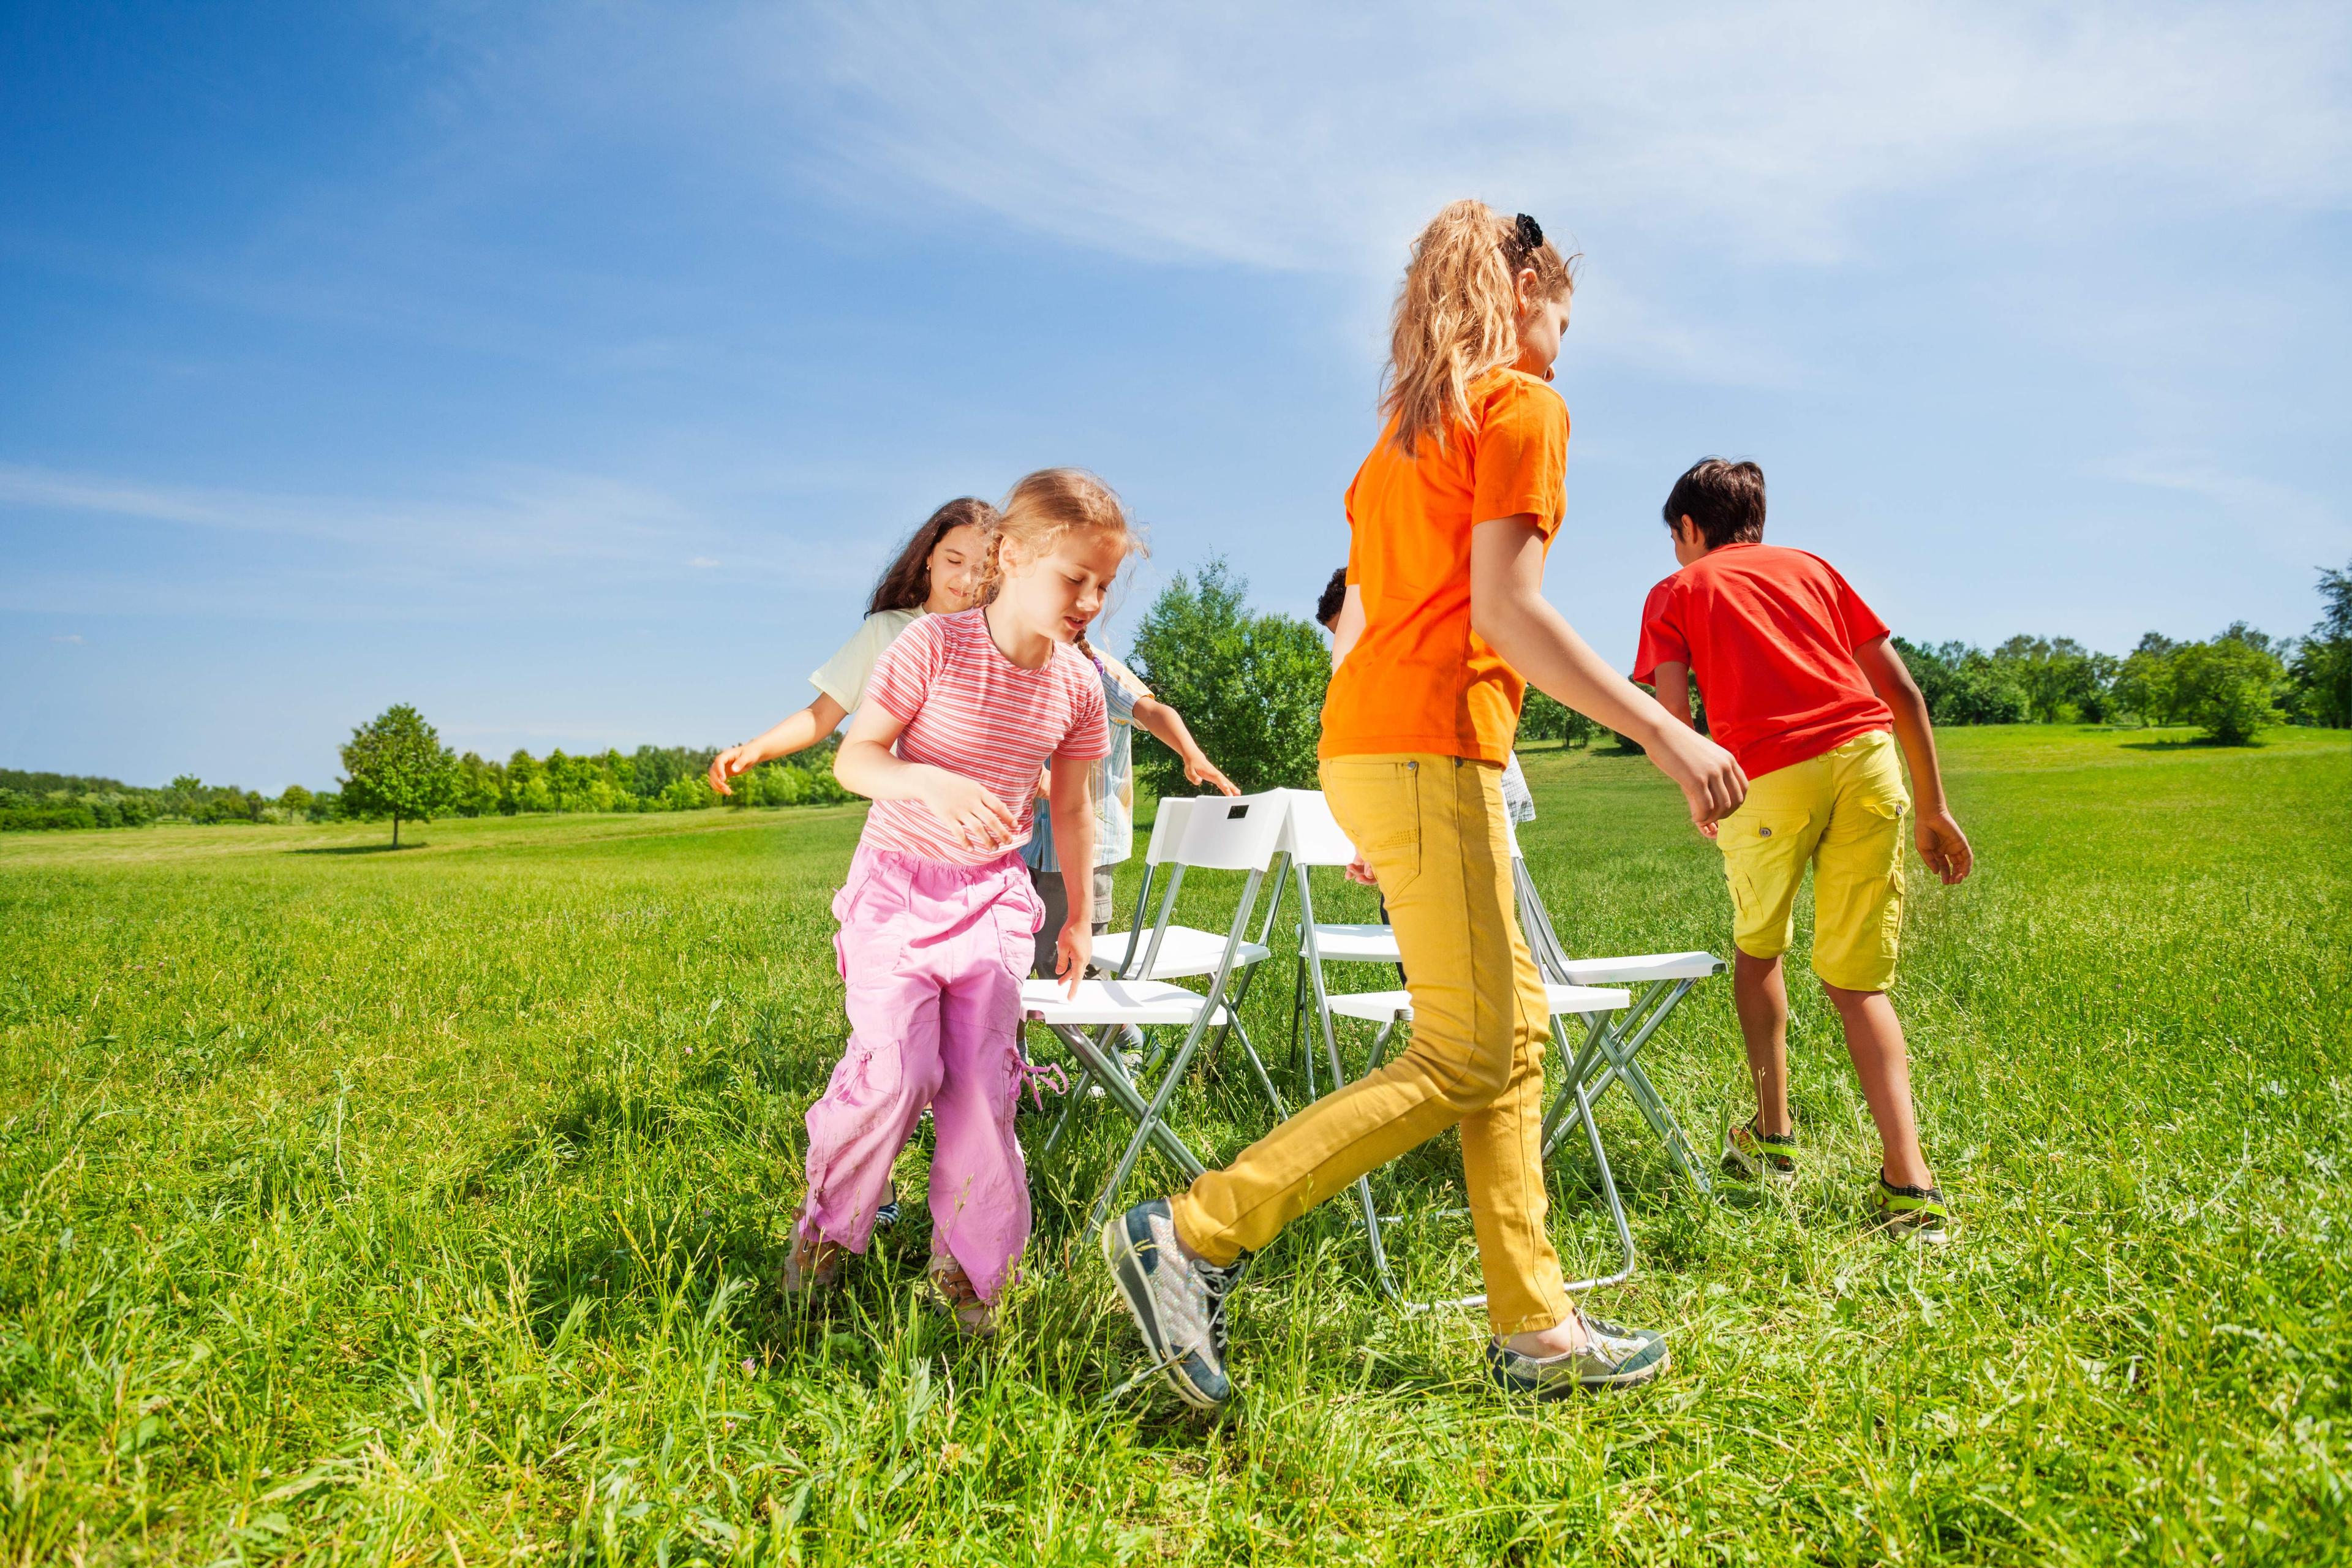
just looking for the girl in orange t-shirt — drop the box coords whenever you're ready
[1102,200,1748,1408]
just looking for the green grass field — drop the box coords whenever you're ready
[3,726,2347,1565]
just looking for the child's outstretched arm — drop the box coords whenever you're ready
[706,695,850,794]
[1854,636,1973,884]
[834,702,1019,855]
[1131,696,1240,796]
[1044,762,1096,996]
[1469,517,1747,826]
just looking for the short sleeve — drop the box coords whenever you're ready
[1470,377,1569,538]
[861,615,943,726]
[1097,651,1151,704]
[1055,662,1111,762]
[1631,578,1689,685]
[810,611,917,711]
[1827,563,1891,647]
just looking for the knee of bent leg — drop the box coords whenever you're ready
[1425,1017,1520,1110]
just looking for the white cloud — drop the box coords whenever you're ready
[759,1,2350,273]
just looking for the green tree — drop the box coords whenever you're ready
[1991,635,2116,723]
[338,704,459,846]
[1516,688,1604,748]
[2111,635,2181,727]
[1128,558,1327,793]
[2289,561,2352,727]
[1893,638,2029,725]
[2171,636,2284,745]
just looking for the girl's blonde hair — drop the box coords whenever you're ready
[976,469,1143,657]
[1381,200,1577,458]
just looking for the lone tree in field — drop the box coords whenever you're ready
[1127,558,1327,794]
[339,704,459,847]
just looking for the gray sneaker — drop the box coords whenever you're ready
[1487,1311,1670,1397]
[1100,1199,1242,1409]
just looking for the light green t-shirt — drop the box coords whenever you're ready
[810,609,922,711]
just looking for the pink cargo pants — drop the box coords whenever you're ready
[800,846,1044,1302]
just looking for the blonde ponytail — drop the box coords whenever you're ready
[1381,200,1577,458]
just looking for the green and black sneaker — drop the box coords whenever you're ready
[1872,1174,1953,1245]
[1721,1113,1799,1188]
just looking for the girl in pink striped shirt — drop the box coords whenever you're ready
[786,469,1130,1334]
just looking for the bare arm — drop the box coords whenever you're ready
[706,693,849,794]
[1468,516,1746,826]
[1044,760,1096,995]
[1650,661,1695,729]
[1330,584,1366,665]
[1853,636,1973,883]
[1131,695,1238,795]
[833,701,1019,854]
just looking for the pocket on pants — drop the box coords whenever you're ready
[1323,758,1423,900]
[992,879,1046,980]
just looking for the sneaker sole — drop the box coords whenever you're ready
[1098,1215,1223,1410]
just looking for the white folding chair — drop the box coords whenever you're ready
[1283,790,1638,1310]
[1278,790,1401,1098]
[1087,796,1289,1118]
[1510,843,1724,1193]
[1023,791,1292,1233]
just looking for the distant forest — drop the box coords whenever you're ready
[7,558,2348,833]
[0,742,850,834]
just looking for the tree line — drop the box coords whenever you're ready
[0,734,849,837]
[7,558,2346,836]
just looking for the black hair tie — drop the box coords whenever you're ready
[1513,213,1545,253]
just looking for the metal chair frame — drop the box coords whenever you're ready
[1025,791,1292,1233]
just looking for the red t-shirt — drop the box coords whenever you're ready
[1634,543,1893,780]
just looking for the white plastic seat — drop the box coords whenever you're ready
[1554,951,1722,987]
[1325,983,1633,1024]
[1021,976,1235,1029]
[1088,926,1272,980]
[1298,922,1401,964]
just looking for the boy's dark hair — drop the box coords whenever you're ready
[1662,458,1766,550]
[1316,565,1349,630]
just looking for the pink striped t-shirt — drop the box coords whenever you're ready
[859,608,1110,865]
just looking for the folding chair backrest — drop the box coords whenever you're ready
[1278,788,1360,869]
[1175,791,1289,872]
[1141,795,1199,865]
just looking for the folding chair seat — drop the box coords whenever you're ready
[1022,791,1291,1232]
[1273,791,1401,1096]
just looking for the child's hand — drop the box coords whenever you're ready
[1653,725,1747,827]
[1344,856,1379,886]
[706,744,757,796]
[1184,752,1240,796]
[921,772,1019,855]
[1916,806,1973,884]
[1695,819,1719,840]
[1054,919,1088,997]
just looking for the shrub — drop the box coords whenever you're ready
[2172,637,2285,745]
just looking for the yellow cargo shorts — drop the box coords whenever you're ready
[1716,729,1909,992]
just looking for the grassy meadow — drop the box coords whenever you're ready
[1,725,2347,1565]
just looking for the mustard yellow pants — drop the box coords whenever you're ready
[1169,754,1574,1335]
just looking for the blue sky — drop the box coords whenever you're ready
[4,2,2348,791]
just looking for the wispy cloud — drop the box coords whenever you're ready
[759,1,2351,271]
[0,461,886,620]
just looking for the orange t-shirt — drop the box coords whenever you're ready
[1320,368,1568,764]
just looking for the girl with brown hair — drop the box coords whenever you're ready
[706,498,995,793]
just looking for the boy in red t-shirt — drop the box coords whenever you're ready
[1635,459,1972,1242]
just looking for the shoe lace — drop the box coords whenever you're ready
[1198,1257,1246,1356]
